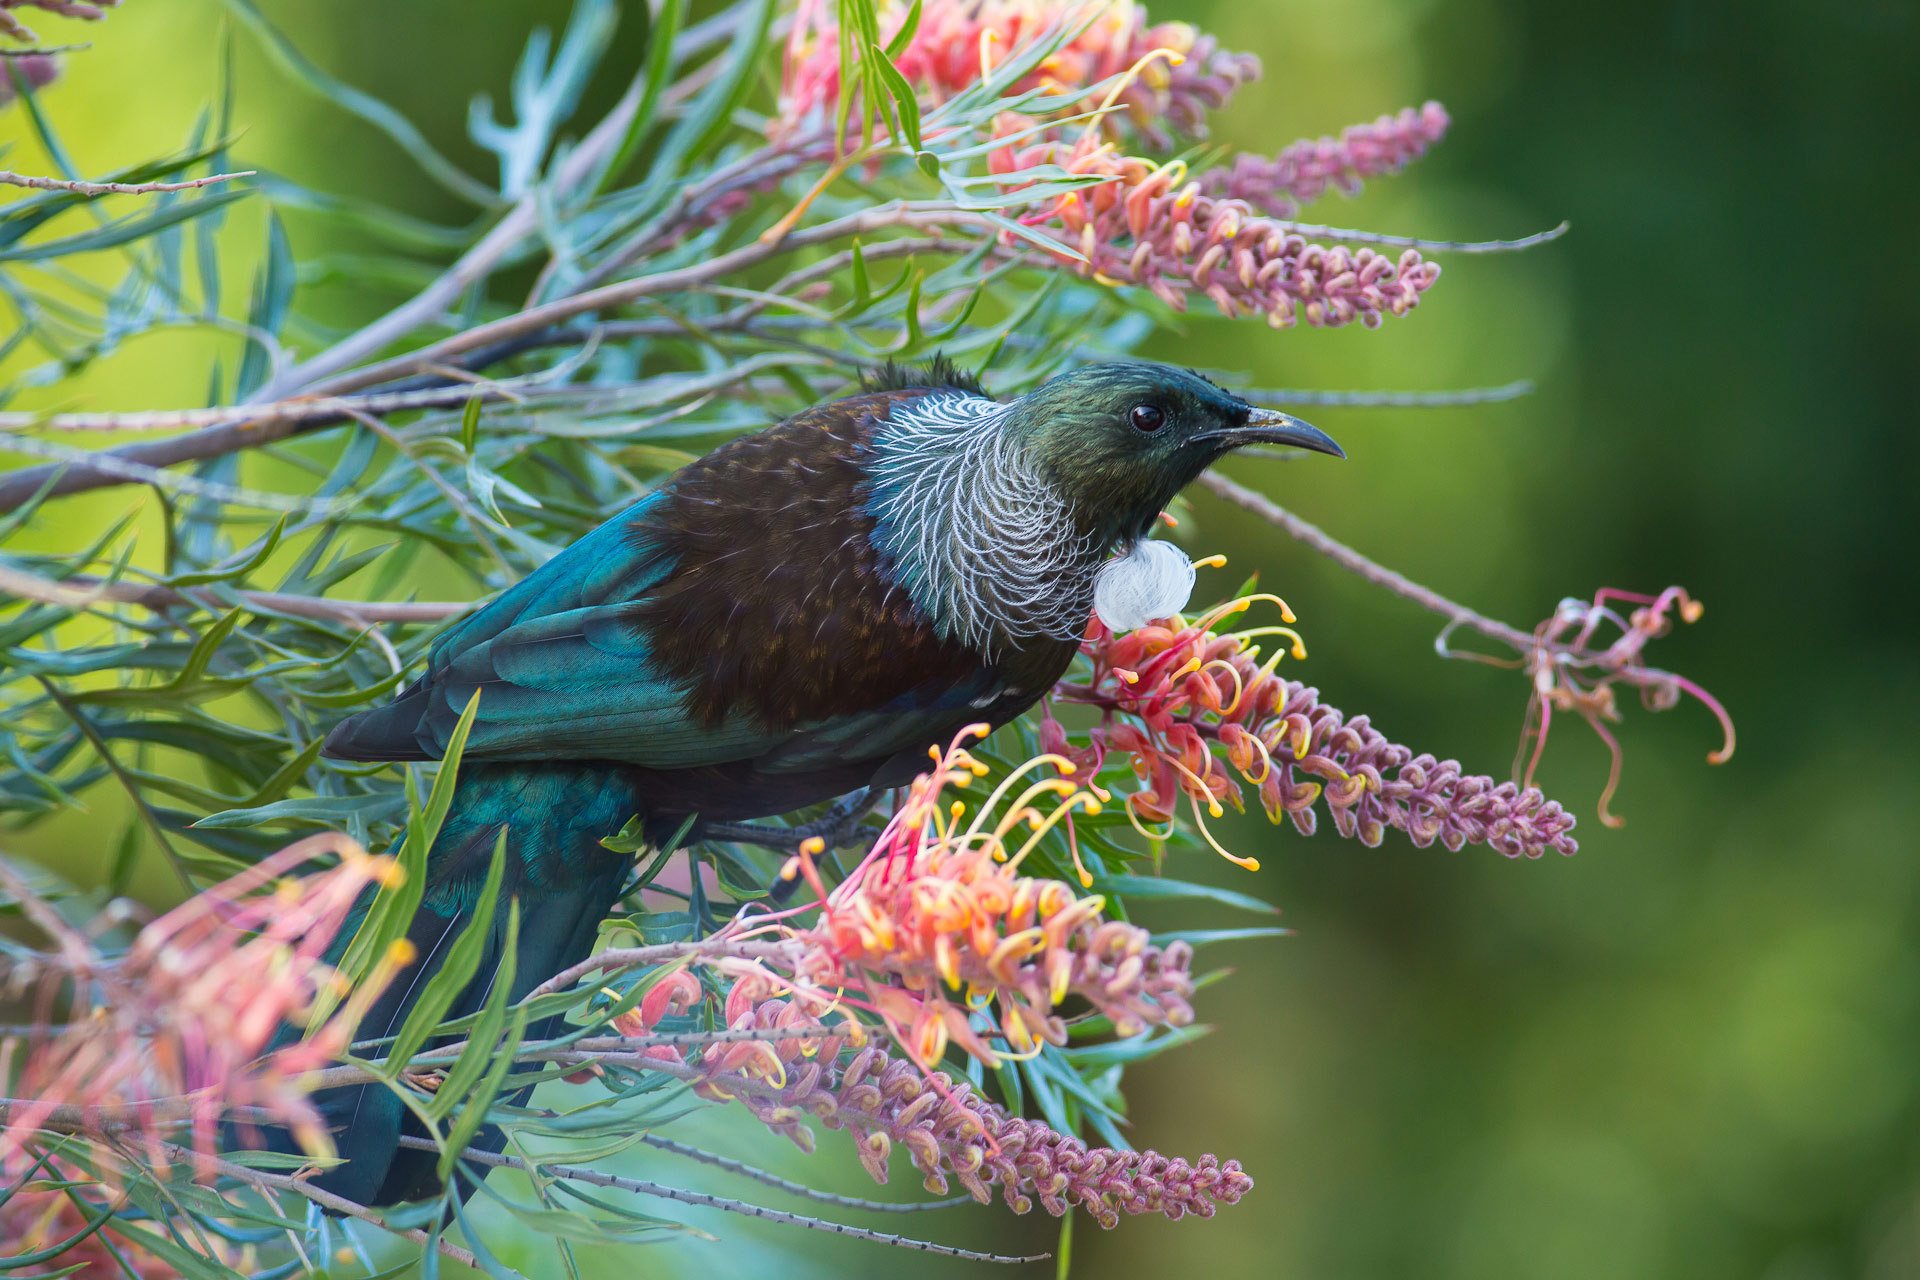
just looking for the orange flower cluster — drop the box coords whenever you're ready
[1052,597,1579,862]
[735,730,1195,1068]
[1,835,409,1172]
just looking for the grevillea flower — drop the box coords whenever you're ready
[705,733,1194,1068]
[0,835,408,1173]
[1051,595,1579,861]
[712,1039,1249,1227]
[780,731,1195,1064]
[779,0,1258,146]
[1201,101,1452,219]
[1498,585,1736,827]
[993,135,1442,328]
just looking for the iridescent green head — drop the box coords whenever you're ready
[1005,361,1343,541]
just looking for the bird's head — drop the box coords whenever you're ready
[1006,361,1343,542]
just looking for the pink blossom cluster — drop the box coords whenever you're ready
[994,137,1441,328]
[1202,101,1452,218]
[779,0,1258,145]
[1052,597,1579,861]
[756,731,1195,1066]
[0,835,407,1172]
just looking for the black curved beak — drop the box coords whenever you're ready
[1194,407,1345,459]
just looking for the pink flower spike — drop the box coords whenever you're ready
[1202,101,1452,219]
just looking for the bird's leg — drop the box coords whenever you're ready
[698,787,881,854]
[700,788,882,906]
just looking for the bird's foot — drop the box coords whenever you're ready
[698,787,880,854]
[699,789,881,903]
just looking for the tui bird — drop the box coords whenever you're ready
[297,357,1342,1206]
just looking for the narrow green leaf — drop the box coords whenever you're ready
[168,513,286,586]
[596,0,683,195]
[867,42,923,151]
[460,394,483,455]
[883,0,923,57]
[221,0,497,206]
[0,189,251,264]
[1093,872,1279,915]
[439,911,525,1176]
[387,828,509,1072]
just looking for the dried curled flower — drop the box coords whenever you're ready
[746,731,1195,1066]
[0,835,409,1172]
[703,1037,1251,1229]
[1052,595,1579,862]
[779,0,1258,146]
[1496,585,1735,827]
[993,136,1441,328]
[1202,101,1452,219]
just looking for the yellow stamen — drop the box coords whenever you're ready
[1123,800,1178,845]
[962,754,1081,844]
[1189,792,1259,872]
[1165,756,1226,819]
[1006,790,1103,870]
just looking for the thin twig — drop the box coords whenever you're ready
[1247,380,1534,408]
[636,1132,975,1215]
[0,169,254,196]
[1197,471,1695,695]
[0,561,468,625]
[246,9,744,402]
[1278,219,1570,254]
[0,382,547,434]
[399,1138,1045,1264]
[151,1141,489,1272]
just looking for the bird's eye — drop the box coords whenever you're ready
[1130,404,1167,434]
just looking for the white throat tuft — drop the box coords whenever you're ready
[1093,538,1196,632]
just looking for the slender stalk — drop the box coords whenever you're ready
[0,169,254,195]
[0,562,468,625]
[1197,470,1695,687]
[1198,470,1532,650]
[635,1132,975,1214]
[398,1138,1046,1264]
[151,1142,489,1272]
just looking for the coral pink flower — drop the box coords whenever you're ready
[730,731,1195,1068]
[700,1040,1252,1228]
[1054,595,1579,861]
[1,835,408,1173]
[779,0,1257,146]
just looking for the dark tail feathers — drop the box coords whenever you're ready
[251,762,639,1207]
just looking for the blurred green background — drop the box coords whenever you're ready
[5,0,1916,1277]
